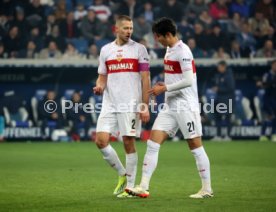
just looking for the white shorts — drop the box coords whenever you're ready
[152,110,202,139]
[96,112,141,137]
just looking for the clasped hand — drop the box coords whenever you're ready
[148,82,167,96]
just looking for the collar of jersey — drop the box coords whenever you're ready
[113,39,133,47]
[169,40,182,49]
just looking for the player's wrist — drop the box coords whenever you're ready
[139,103,149,113]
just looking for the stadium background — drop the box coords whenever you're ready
[0,58,271,141]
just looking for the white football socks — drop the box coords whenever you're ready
[100,144,126,176]
[140,140,161,190]
[125,152,138,189]
[191,146,212,192]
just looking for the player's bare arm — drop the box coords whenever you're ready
[140,71,150,123]
[93,74,107,95]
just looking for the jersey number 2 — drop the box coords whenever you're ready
[187,121,195,132]
[131,119,136,129]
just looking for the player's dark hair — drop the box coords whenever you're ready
[152,17,177,36]
[116,15,132,24]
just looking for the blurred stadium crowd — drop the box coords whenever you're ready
[0,0,275,59]
[0,59,275,142]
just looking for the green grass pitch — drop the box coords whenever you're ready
[0,141,276,212]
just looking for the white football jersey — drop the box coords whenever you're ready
[164,40,200,111]
[98,39,150,112]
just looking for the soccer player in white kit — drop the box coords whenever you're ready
[93,15,151,198]
[126,17,213,199]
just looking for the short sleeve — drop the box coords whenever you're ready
[138,44,150,72]
[178,47,194,73]
[98,47,107,75]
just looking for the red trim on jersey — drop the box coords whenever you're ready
[106,59,139,74]
[164,60,182,74]
[192,60,196,73]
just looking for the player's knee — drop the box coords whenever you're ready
[125,145,136,153]
[123,136,136,153]
[149,130,167,144]
[187,136,202,150]
[95,137,108,149]
[123,136,135,143]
